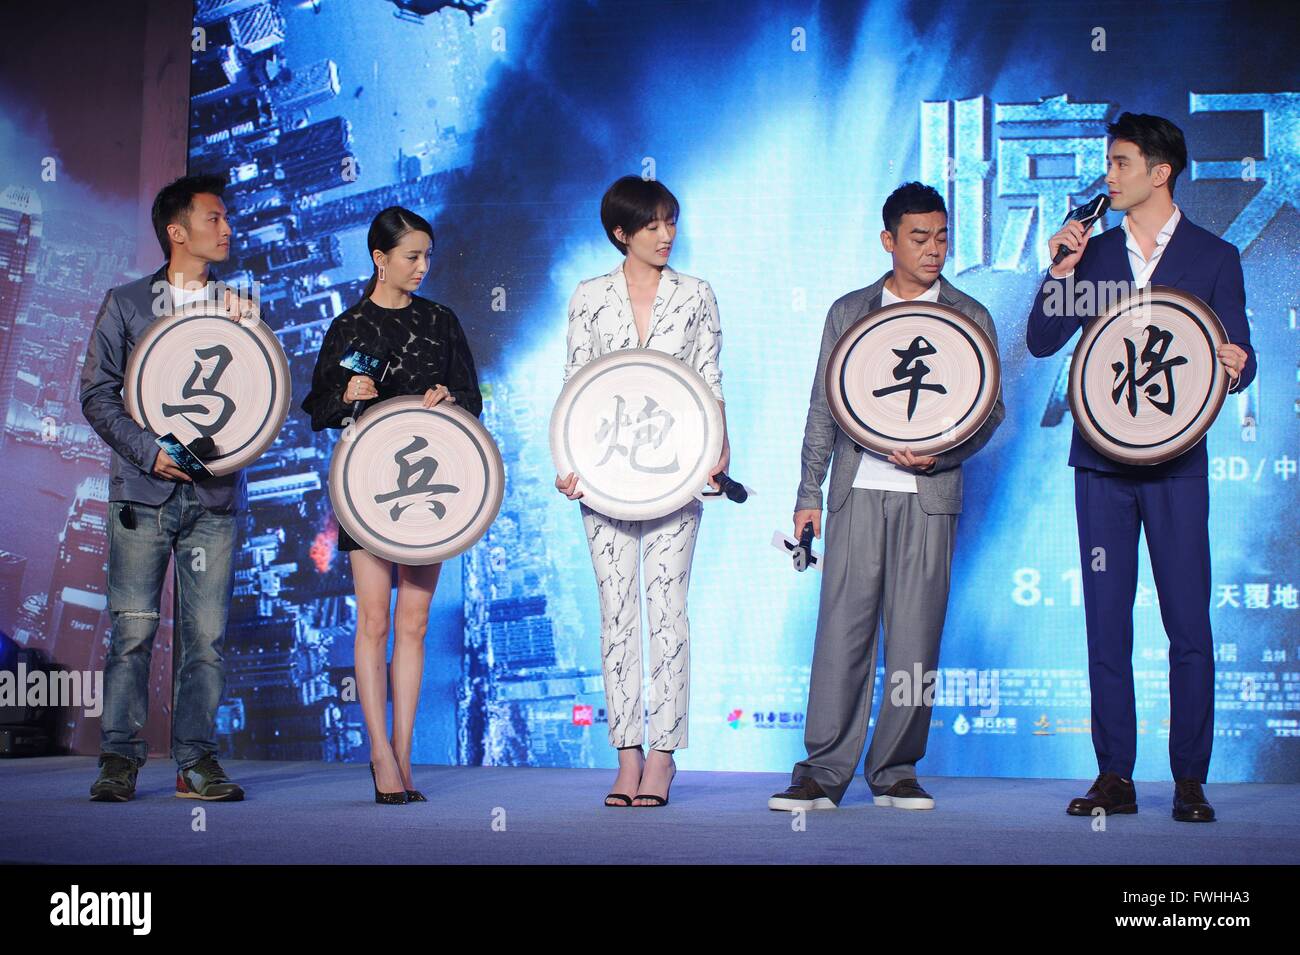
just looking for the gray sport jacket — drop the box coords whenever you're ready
[795,271,1004,516]
[79,265,247,512]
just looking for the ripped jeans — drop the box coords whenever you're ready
[101,482,238,769]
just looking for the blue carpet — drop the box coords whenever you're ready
[1,757,1295,864]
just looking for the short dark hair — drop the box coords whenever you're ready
[882,181,946,236]
[1106,112,1187,196]
[151,174,227,258]
[600,176,680,254]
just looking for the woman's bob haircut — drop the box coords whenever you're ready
[599,176,680,255]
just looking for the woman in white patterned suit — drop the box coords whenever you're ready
[555,176,728,808]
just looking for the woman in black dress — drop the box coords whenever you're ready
[302,206,481,804]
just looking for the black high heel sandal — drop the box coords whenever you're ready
[633,749,676,807]
[369,762,409,805]
[605,744,644,807]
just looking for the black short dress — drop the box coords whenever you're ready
[301,294,483,554]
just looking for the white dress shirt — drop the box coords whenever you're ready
[1122,204,1181,289]
[851,279,942,493]
[564,263,724,401]
[1051,204,1181,286]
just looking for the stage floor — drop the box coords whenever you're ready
[1,757,1295,865]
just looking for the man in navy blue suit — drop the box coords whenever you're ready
[1026,113,1255,823]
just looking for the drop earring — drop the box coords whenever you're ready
[377,263,386,282]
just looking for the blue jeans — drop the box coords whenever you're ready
[101,482,238,769]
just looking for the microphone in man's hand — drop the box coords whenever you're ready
[1053,194,1111,265]
[793,520,815,572]
[711,471,748,503]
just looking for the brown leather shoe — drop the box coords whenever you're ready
[1172,779,1216,823]
[1066,771,1137,816]
[768,775,836,811]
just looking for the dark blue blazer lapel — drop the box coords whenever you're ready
[1097,228,1134,284]
[1148,216,1195,288]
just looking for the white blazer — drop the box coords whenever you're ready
[564,263,724,401]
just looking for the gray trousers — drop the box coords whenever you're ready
[792,487,956,804]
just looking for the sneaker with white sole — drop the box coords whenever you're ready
[768,774,837,811]
[872,778,935,810]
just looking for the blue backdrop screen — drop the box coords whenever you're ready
[178,0,1300,784]
[3,0,1296,782]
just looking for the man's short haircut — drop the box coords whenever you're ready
[600,176,680,254]
[151,173,227,258]
[882,181,947,236]
[1106,112,1187,196]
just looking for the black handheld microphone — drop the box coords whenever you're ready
[187,436,215,459]
[709,471,748,503]
[793,520,815,572]
[1052,194,1111,265]
[339,345,388,423]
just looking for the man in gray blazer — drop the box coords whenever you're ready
[80,174,251,802]
[770,182,1004,811]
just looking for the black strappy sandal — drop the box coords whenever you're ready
[605,744,644,807]
[633,749,676,807]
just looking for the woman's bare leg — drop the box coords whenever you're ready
[391,561,441,790]
[351,549,401,793]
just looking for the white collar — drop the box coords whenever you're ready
[882,278,941,304]
[168,281,210,304]
[1121,203,1181,252]
[608,261,678,285]
[607,262,680,347]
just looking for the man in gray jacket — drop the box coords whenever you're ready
[80,174,250,802]
[770,182,1004,811]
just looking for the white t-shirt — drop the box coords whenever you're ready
[169,281,210,308]
[850,279,942,493]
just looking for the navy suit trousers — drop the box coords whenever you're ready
[1073,468,1214,782]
